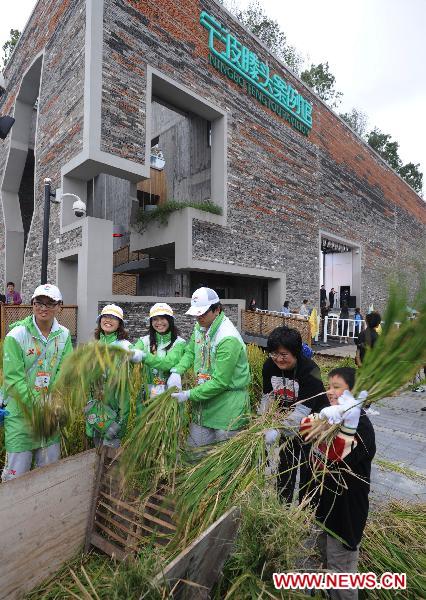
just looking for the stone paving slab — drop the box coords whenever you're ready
[367,390,426,504]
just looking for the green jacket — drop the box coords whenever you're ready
[3,315,72,452]
[133,331,186,400]
[172,312,250,430]
[85,332,131,439]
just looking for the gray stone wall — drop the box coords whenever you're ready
[0,0,86,300]
[100,0,425,315]
[98,300,240,342]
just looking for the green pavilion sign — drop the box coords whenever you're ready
[200,11,313,136]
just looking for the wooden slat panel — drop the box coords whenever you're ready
[0,450,97,600]
[153,507,240,599]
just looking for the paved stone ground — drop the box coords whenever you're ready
[315,340,357,358]
[367,390,426,505]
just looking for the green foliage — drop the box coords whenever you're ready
[228,0,302,73]
[367,128,423,194]
[339,107,368,137]
[398,161,423,194]
[137,200,222,229]
[367,127,402,171]
[119,387,189,494]
[359,501,426,600]
[300,62,343,108]
[213,488,317,599]
[312,354,356,387]
[246,343,266,412]
[1,29,20,69]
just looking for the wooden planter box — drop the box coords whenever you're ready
[0,449,239,599]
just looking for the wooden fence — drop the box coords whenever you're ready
[0,450,99,600]
[112,273,138,295]
[241,309,311,344]
[113,245,147,268]
[0,304,78,340]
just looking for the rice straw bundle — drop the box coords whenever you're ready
[17,389,69,443]
[173,414,286,546]
[359,501,426,599]
[16,342,134,442]
[118,388,188,494]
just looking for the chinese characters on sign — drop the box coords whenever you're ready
[200,11,313,135]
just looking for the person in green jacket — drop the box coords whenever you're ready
[169,287,250,447]
[132,303,186,406]
[85,304,138,448]
[1,284,72,481]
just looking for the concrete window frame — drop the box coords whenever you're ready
[146,66,228,220]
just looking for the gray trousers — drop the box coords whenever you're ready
[1,443,61,482]
[318,532,360,600]
[187,423,240,447]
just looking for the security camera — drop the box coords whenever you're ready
[72,198,86,218]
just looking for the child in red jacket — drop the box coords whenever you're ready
[300,367,376,600]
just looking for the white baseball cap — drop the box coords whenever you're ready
[150,303,174,319]
[99,304,124,321]
[186,287,220,316]
[32,284,62,302]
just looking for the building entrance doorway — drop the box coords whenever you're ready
[320,235,361,310]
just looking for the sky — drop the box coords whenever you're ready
[1,0,425,191]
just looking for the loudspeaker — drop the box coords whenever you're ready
[347,295,357,309]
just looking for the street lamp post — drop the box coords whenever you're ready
[41,178,56,284]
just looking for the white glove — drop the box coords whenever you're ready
[171,390,190,404]
[130,349,146,363]
[319,404,345,424]
[167,372,182,390]
[264,428,280,446]
[282,404,311,437]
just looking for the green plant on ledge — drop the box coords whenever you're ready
[136,200,222,229]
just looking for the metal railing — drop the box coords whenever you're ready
[323,316,365,342]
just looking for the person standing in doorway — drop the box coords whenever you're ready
[1,284,72,481]
[338,302,350,343]
[320,285,327,305]
[5,282,22,305]
[329,288,336,309]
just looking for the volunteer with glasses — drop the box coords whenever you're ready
[168,287,250,447]
[132,303,186,405]
[1,284,72,481]
[261,326,327,503]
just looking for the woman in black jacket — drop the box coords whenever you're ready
[261,327,328,503]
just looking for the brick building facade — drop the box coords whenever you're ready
[0,0,425,339]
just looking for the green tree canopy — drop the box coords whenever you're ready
[300,61,343,108]
[367,128,423,194]
[339,108,368,138]
[224,0,302,73]
[2,29,20,69]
